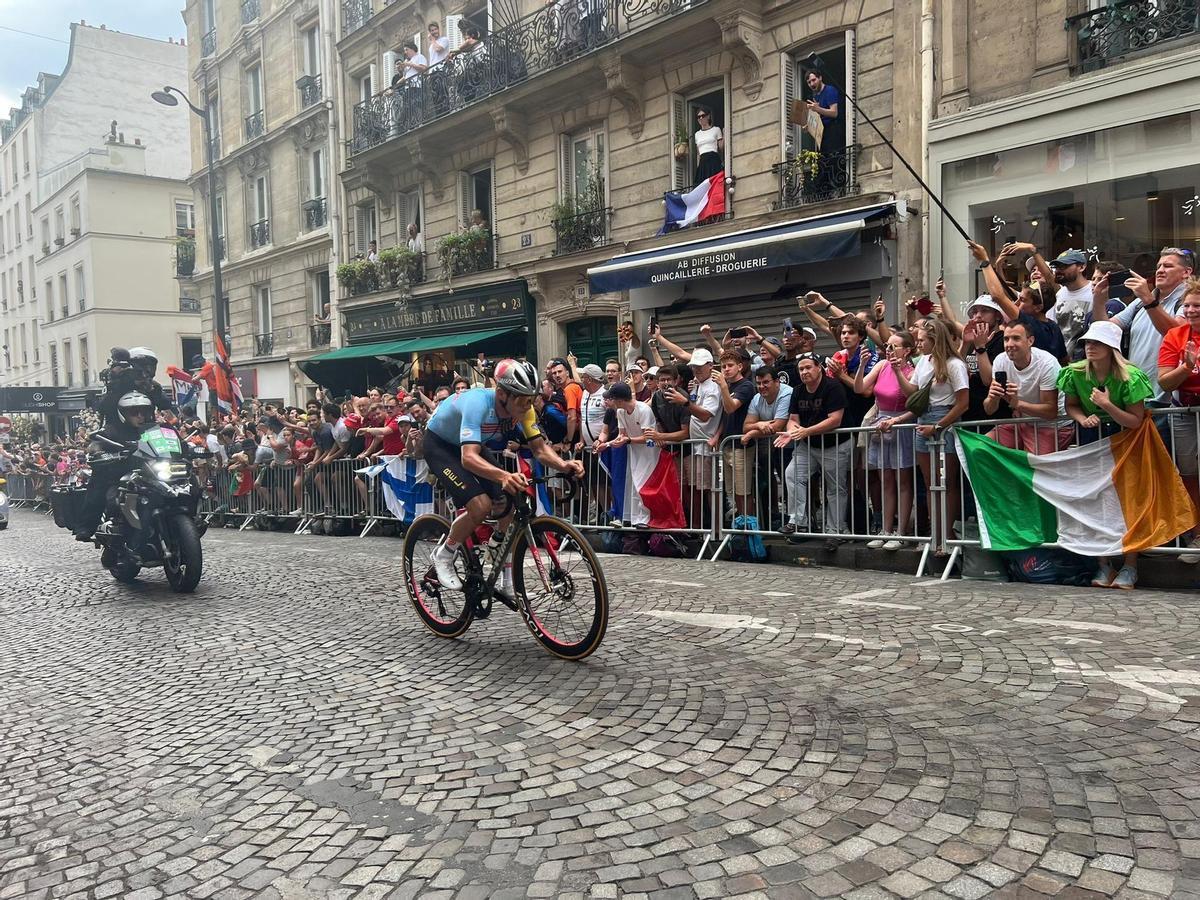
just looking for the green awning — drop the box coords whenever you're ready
[400,326,521,353]
[305,339,414,362]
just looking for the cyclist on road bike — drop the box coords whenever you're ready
[424,358,584,590]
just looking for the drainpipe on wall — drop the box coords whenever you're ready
[322,0,345,349]
[920,0,935,293]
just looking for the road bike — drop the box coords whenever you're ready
[402,473,609,660]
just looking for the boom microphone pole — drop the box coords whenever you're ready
[803,53,972,244]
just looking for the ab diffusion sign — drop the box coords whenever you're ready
[344,282,528,342]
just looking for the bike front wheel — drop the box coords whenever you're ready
[511,517,608,660]
[403,514,473,638]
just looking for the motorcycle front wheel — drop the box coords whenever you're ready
[163,512,203,593]
[109,560,140,583]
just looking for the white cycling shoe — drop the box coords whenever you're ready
[433,547,463,591]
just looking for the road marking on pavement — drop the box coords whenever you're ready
[640,610,779,634]
[840,589,896,601]
[833,588,921,611]
[1015,617,1127,634]
[764,591,794,597]
[909,580,949,587]
[647,579,708,588]
[1051,658,1200,704]
[798,632,901,650]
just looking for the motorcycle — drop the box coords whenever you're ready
[53,424,207,592]
[0,475,9,530]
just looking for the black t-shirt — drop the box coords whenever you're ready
[1018,312,1068,363]
[964,333,1007,423]
[314,422,336,453]
[651,390,688,436]
[788,374,850,442]
[722,377,757,437]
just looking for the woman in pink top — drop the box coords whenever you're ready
[855,332,916,550]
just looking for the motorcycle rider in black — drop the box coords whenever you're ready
[97,347,174,427]
[73,391,156,542]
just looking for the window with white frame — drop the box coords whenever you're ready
[175,201,195,235]
[352,201,377,256]
[247,64,264,114]
[54,207,64,242]
[354,66,376,104]
[213,194,227,259]
[256,284,272,334]
[780,33,857,160]
[560,126,607,208]
[79,337,89,385]
[206,93,221,150]
[309,148,325,200]
[303,24,321,76]
[456,165,494,231]
[75,265,85,312]
[40,217,49,249]
[44,279,53,321]
[63,339,73,386]
[667,81,730,192]
[49,342,57,385]
[396,186,422,249]
[253,176,269,223]
[70,195,81,234]
[311,269,330,317]
[58,273,68,318]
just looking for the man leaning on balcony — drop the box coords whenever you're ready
[805,69,844,197]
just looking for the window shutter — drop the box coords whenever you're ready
[414,32,423,58]
[354,205,369,254]
[669,94,687,190]
[446,15,464,51]
[368,63,378,97]
[395,192,411,238]
[382,50,399,87]
[844,29,857,149]
[559,134,572,199]
[457,171,472,229]
[780,52,796,158]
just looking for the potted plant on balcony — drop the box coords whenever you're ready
[674,127,690,161]
[437,228,490,286]
[377,246,421,291]
[175,235,196,277]
[335,258,379,296]
[551,162,606,254]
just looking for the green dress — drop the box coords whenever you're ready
[1055,362,1153,419]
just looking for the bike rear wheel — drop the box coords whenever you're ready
[511,517,608,660]
[403,514,473,638]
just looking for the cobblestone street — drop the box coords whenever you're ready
[2,510,1199,899]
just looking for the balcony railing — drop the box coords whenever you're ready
[201,29,216,57]
[554,205,612,255]
[771,145,860,211]
[303,197,328,231]
[176,237,196,276]
[244,110,265,142]
[298,74,323,109]
[351,0,707,154]
[255,333,275,356]
[343,0,373,35]
[241,0,260,25]
[1067,0,1200,71]
[439,230,496,277]
[180,297,202,313]
[310,322,331,348]
[250,219,271,249]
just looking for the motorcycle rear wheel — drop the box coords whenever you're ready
[163,512,203,593]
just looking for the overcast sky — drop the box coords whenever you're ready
[0,2,185,116]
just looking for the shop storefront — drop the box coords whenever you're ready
[586,203,904,354]
[938,112,1199,298]
[300,280,536,395]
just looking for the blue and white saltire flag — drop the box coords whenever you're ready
[358,455,434,522]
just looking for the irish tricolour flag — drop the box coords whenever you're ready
[956,419,1196,555]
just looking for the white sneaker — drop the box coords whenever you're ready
[1179,536,1200,564]
[288,508,304,516]
[866,532,890,550]
[882,537,904,551]
[432,546,463,591]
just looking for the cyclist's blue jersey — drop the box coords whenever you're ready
[426,387,541,447]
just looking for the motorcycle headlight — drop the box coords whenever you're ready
[151,461,176,481]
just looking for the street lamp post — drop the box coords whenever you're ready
[151,86,225,352]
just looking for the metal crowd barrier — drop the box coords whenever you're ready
[711,422,935,573]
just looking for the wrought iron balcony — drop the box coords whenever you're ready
[438,230,496,277]
[771,145,860,211]
[303,197,328,231]
[176,237,196,276]
[250,219,271,249]
[343,0,372,35]
[351,0,708,154]
[254,333,275,356]
[310,322,331,348]
[554,205,612,255]
[1067,0,1200,71]
[241,0,260,25]
[180,297,202,313]
[244,110,265,142]
[298,74,323,109]
[201,29,216,58]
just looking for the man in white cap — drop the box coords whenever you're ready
[961,295,1007,422]
[576,363,613,521]
[665,347,720,522]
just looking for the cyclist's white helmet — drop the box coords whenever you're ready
[129,346,158,376]
[493,358,539,396]
[117,391,154,425]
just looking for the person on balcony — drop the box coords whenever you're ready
[448,24,488,102]
[406,223,424,255]
[693,107,724,186]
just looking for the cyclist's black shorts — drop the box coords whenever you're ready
[424,430,503,508]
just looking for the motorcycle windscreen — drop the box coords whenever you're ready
[137,426,184,459]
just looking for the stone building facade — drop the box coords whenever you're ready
[326,0,925,381]
[929,0,1200,306]
[181,0,342,403]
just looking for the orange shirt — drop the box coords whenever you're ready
[563,381,582,413]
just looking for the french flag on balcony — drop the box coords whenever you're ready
[658,172,726,234]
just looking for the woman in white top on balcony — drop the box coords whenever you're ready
[693,107,724,185]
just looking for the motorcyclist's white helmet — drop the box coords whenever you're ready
[129,347,159,377]
[117,391,154,426]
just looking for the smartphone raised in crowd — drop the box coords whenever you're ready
[995,371,1008,389]
[729,327,748,339]
[1107,269,1134,301]
[648,314,658,335]
[783,317,795,336]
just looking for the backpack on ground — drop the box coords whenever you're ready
[729,515,768,562]
[648,533,687,558]
[1001,547,1093,585]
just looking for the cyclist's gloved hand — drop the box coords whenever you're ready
[500,470,529,495]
